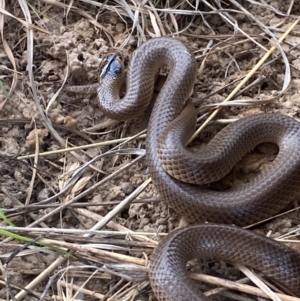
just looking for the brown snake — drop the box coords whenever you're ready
[67,37,300,299]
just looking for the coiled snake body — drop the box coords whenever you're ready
[86,37,300,299]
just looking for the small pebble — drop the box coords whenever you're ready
[121,182,134,194]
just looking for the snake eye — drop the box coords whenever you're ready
[101,54,123,78]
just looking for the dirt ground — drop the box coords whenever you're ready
[1,1,300,300]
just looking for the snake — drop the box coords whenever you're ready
[68,37,300,299]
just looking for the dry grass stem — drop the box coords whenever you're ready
[190,273,300,301]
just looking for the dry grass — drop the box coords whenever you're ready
[1,0,300,300]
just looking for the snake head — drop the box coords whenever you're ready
[100,54,124,79]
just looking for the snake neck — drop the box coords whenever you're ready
[97,37,197,122]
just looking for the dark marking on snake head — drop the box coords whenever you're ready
[100,54,123,79]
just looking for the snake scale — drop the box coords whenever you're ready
[68,37,300,299]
